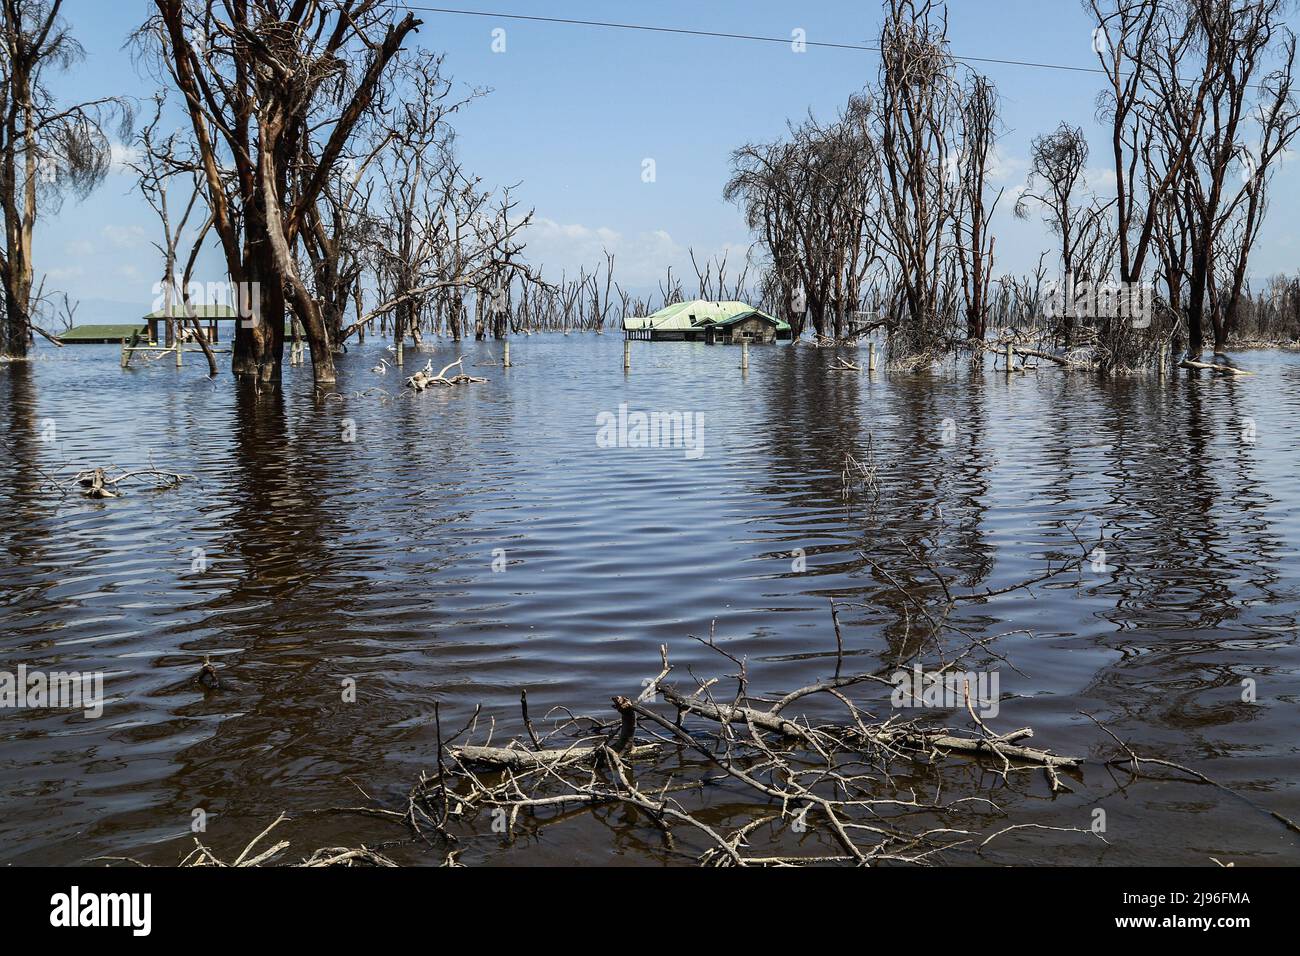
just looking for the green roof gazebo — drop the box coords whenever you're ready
[623,299,790,343]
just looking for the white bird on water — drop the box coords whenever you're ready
[372,358,390,375]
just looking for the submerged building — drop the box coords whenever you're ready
[623,300,790,343]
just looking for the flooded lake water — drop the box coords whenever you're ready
[2,335,1298,866]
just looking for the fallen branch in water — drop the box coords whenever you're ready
[407,635,1090,866]
[68,466,191,498]
[989,338,1093,370]
[96,811,406,868]
[406,357,488,391]
[1179,356,1252,376]
[452,695,660,768]
[1010,345,1074,368]
[1082,711,1300,837]
[659,681,1078,768]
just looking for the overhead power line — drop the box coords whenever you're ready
[382,3,1117,79]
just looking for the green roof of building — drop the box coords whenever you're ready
[60,324,148,342]
[144,304,239,319]
[623,299,789,333]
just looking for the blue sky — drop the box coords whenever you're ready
[36,0,1300,325]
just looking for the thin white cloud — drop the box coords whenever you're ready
[109,141,140,174]
[1084,166,1117,194]
[518,217,762,302]
[987,146,1027,184]
[525,217,686,287]
[101,224,146,248]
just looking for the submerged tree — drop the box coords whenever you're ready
[127,92,217,370]
[726,0,1005,357]
[875,0,966,354]
[724,137,807,335]
[953,74,1002,342]
[363,52,532,349]
[725,94,880,340]
[1088,0,1297,361]
[0,0,129,357]
[297,131,382,354]
[1175,0,1298,356]
[1015,123,1113,341]
[144,0,419,386]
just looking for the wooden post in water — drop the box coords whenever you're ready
[120,338,129,368]
[1004,341,1013,375]
[175,336,183,368]
[396,339,404,367]
[741,339,749,371]
[623,337,630,371]
[504,340,512,368]
[867,341,876,373]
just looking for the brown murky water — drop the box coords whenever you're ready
[1,337,1298,866]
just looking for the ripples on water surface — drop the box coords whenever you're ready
[1,336,1298,865]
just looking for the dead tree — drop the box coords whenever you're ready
[368,51,460,347]
[953,74,1001,342]
[875,0,965,355]
[0,0,129,357]
[1015,123,1112,341]
[300,129,390,353]
[365,116,532,346]
[724,139,808,334]
[587,247,615,332]
[1171,0,1297,357]
[128,93,206,350]
[144,0,419,386]
[724,93,880,339]
[1088,0,1184,288]
[52,289,73,331]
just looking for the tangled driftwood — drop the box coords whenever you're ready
[94,812,405,868]
[420,637,1088,867]
[406,357,487,391]
[70,466,190,499]
[413,536,1114,866]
